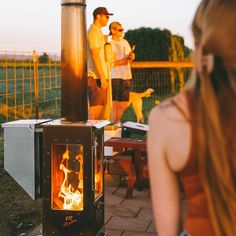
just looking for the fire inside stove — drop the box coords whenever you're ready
[52,144,84,211]
[51,143,103,212]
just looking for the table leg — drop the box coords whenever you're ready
[126,148,145,198]
[133,148,144,191]
[126,156,136,198]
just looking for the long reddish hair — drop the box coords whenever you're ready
[189,0,236,235]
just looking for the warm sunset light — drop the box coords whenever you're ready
[0,0,201,52]
[53,144,84,211]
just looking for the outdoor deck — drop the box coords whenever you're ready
[28,175,157,236]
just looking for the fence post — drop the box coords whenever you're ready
[21,52,25,118]
[13,53,17,120]
[5,51,9,122]
[33,50,39,119]
[170,69,175,95]
[179,69,185,91]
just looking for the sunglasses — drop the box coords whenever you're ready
[112,28,124,32]
[102,15,110,19]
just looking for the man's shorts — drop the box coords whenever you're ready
[112,79,131,102]
[88,76,107,106]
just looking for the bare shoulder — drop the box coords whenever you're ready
[148,92,191,171]
[148,99,177,143]
[148,100,173,129]
[149,92,189,125]
[122,38,129,44]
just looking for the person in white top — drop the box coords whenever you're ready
[109,21,135,122]
[87,7,113,120]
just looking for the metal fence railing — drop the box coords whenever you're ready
[131,61,193,96]
[0,51,193,124]
[126,61,193,122]
[0,51,61,123]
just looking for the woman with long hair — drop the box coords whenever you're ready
[147,0,236,235]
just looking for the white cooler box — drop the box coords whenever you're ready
[2,119,51,199]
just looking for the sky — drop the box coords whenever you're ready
[0,0,201,53]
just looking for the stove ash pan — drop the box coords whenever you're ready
[42,120,108,236]
[2,119,51,200]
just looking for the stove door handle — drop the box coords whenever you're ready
[92,145,96,193]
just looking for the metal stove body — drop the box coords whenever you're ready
[43,119,109,236]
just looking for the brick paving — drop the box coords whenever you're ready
[28,175,157,236]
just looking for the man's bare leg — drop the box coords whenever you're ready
[112,101,118,122]
[89,105,103,120]
[113,101,129,123]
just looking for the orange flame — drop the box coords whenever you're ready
[58,145,84,211]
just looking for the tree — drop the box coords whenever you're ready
[124,27,191,94]
[38,52,50,63]
[124,27,190,61]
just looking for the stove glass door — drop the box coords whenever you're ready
[51,144,84,211]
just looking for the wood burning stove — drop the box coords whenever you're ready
[41,1,110,234]
[43,119,109,235]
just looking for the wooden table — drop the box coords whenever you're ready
[104,137,147,198]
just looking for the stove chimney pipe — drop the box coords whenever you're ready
[61,0,88,122]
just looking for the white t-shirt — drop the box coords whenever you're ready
[87,24,108,79]
[110,39,132,80]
